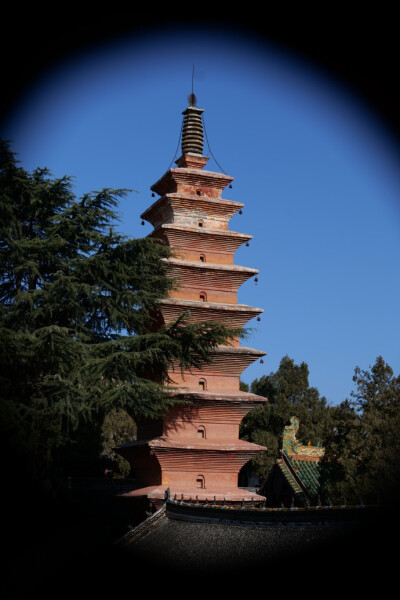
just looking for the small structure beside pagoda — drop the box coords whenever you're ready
[262,416,325,507]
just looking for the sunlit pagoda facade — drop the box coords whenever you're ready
[118,95,268,511]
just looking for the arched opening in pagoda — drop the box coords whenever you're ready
[197,425,206,439]
[196,475,205,489]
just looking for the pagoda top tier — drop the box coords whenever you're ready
[152,96,234,182]
[175,94,206,168]
[150,168,233,198]
[180,97,204,155]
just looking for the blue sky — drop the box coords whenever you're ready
[3,24,400,406]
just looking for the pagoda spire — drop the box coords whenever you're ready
[181,94,204,155]
[176,95,209,169]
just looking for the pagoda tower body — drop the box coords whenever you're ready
[118,98,268,511]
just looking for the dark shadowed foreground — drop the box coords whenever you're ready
[118,512,347,572]
[2,481,397,598]
[113,506,394,582]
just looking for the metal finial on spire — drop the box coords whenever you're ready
[174,67,209,168]
[188,64,197,106]
[180,64,203,154]
[188,92,197,106]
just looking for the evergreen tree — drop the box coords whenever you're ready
[320,356,400,504]
[318,399,361,503]
[240,355,331,480]
[351,356,400,501]
[0,140,242,482]
[100,409,137,478]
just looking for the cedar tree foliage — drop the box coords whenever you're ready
[0,140,243,478]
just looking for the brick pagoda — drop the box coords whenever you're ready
[118,96,268,510]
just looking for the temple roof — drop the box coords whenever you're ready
[284,454,321,497]
[263,416,325,506]
[112,505,371,579]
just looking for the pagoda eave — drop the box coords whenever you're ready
[169,346,266,378]
[159,298,263,313]
[150,167,234,197]
[150,224,253,255]
[151,223,252,240]
[140,194,243,229]
[164,257,258,274]
[166,389,268,404]
[118,485,265,504]
[119,437,266,452]
[158,298,263,327]
[164,260,259,296]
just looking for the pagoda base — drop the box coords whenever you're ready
[118,484,265,512]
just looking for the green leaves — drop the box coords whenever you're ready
[315,356,400,504]
[350,356,400,501]
[240,355,331,485]
[0,140,241,480]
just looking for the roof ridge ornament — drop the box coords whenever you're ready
[282,416,325,457]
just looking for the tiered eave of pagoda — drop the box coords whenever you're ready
[168,346,266,381]
[157,298,263,328]
[163,257,258,304]
[150,224,252,263]
[141,193,243,230]
[150,167,234,198]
